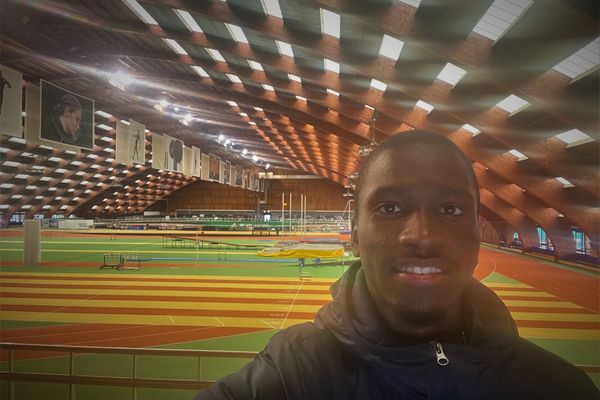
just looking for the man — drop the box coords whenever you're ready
[196,131,597,399]
[42,93,92,148]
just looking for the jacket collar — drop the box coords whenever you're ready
[316,261,519,360]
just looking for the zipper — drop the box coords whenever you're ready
[434,342,449,366]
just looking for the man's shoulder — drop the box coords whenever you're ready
[507,337,598,398]
[268,322,339,354]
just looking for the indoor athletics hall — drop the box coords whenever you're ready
[0,0,598,399]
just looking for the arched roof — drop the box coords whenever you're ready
[0,0,598,254]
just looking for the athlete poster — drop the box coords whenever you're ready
[0,65,22,137]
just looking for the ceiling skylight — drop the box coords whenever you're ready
[508,149,528,161]
[262,84,275,91]
[207,48,226,62]
[370,79,387,92]
[275,40,294,57]
[97,124,112,131]
[472,0,534,42]
[162,39,188,56]
[260,0,283,18]
[495,94,530,116]
[415,100,434,113]
[326,88,340,96]
[436,63,467,87]
[192,66,209,78]
[379,34,405,61]
[122,0,157,25]
[95,110,113,118]
[226,74,242,84]
[288,74,301,82]
[296,95,307,101]
[248,60,264,71]
[226,101,238,107]
[398,0,421,7]
[553,38,600,81]
[225,23,248,44]
[174,9,203,33]
[320,9,341,39]
[324,59,340,73]
[461,124,481,136]
[555,177,574,188]
[554,129,594,148]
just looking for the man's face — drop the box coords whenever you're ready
[352,144,480,326]
[61,109,82,135]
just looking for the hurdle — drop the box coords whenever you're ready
[100,253,141,271]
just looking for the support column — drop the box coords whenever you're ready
[23,220,41,267]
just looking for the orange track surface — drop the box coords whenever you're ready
[483,248,599,312]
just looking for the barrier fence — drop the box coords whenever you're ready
[0,342,257,399]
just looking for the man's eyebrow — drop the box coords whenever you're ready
[365,185,474,201]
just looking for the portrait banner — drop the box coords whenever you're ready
[40,80,94,150]
[151,133,166,170]
[0,65,23,137]
[129,119,145,165]
[115,120,130,165]
[24,83,79,152]
[200,153,210,181]
[192,146,201,177]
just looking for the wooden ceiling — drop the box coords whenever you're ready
[0,0,598,253]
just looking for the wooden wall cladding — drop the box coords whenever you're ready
[266,179,347,211]
[162,178,347,211]
[164,180,260,211]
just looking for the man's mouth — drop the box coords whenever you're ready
[392,265,446,284]
[396,266,442,275]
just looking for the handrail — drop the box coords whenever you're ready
[0,342,258,398]
[0,342,257,358]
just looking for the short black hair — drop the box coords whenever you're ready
[353,130,480,219]
[54,94,81,116]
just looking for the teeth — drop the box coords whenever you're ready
[399,266,442,275]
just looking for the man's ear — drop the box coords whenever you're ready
[351,219,360,257]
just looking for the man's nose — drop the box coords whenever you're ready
[398,209,442,257]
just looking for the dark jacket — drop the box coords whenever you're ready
[196,262,598,399]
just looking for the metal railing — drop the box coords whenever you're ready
[0,342,258,399]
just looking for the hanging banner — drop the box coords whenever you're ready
[40,80,94,150]
[235,165,244,187]
[164,134,183,173]
[151,132,166,170]
[129,119,145,165]
[182,145,193,177]
[209,153,220,182]
[115,120,130,165]
[223,161,231,185]
[0,65,23,137]
[192,146,201,177]
[24,83,79,151]
[200,152,210,181]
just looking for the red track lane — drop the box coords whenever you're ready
[1,304,598,330]
[481,248,599,312]
[0,290,572,305]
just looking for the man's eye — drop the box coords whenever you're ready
[440,205,463,216]
[377,204,402,215]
